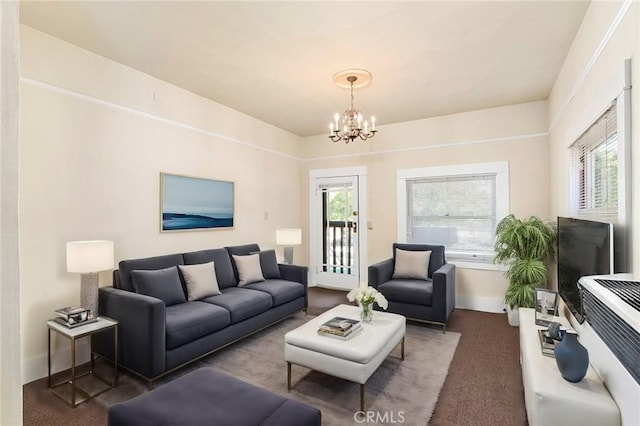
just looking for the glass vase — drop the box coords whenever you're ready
[361,303,373,322]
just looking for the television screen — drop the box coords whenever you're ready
[557,217,614,324]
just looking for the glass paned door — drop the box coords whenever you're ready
[311,176,360,289]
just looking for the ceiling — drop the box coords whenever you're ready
[19,1,590,137]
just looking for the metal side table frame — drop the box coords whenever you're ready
[47,316,118,407]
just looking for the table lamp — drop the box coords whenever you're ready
[276,228,302,265]
[66,240,114,319]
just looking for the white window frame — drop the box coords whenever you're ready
[397,161,509,271]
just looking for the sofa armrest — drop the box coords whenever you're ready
[368,259,394,288]
[93,286,166,380]
[278,264,309,308]
[432,263,456,323]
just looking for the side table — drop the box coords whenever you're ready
[47,316,118,407]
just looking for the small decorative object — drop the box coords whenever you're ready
[546,321,563,340]
[555,331,589,382]
[347,286,388,322]
[535,288,558,326]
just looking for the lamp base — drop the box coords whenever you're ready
[283,246,294,265]
[80,272,99,319]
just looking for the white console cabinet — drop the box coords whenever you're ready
[519,308,620,426]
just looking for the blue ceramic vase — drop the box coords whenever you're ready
[555,331,589,382]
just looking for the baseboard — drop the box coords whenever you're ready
[456,295,505,314]
[22,338,91,385]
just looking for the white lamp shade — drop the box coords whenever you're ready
[276,228,302,246]
[66,240,114,273]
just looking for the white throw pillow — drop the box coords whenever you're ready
[392,249,431,280]
[233,254,265,286]
[178,261,221,301]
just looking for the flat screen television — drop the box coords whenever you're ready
[557,216,614,324]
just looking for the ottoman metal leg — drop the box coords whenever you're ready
[401,337,405,360]
[287,362,291,391]
[360,384,365,411]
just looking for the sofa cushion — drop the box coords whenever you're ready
[182,248,236,289]
[392,248,431,280]
[255,249,281,279]
[178,261,222,301]
[202,287,272,324]
[244,279,305,307]
[131,267,186,306]
[118,253,185,292]
[233,254,265,286]
[164,302,231,349]
[378,279,434,306]
[393,243,446,277]
[226,243,261,282]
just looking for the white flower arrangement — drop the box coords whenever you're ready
[347,286,388,310]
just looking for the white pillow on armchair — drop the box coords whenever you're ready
[392,248,431,280]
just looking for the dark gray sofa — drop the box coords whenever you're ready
[368,243,455,332]
[108,367,321,426]
[93,243,308,386]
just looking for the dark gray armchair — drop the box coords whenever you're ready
[368,243,456,332]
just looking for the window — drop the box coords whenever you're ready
[569,104,618,221]
[397,162,509,269]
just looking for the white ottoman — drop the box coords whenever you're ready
[285,304,406,410]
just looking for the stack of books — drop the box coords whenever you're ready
[52,306,97,328]
[538,329,564,357]
[318,316,362,340]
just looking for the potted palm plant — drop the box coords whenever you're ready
[494,214,557,326]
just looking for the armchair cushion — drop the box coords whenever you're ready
[378,279,434,306]
[393,243,445,277]
[392,249,431,280]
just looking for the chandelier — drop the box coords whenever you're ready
[329,69,377,143]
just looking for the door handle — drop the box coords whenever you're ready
[352,210,358,234]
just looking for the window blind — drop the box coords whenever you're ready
[569,104,618,221]
[407,174,497,262]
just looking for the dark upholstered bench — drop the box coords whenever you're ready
[108,368,321,426]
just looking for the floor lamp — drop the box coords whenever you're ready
[66,240,114,319]
[276,228,302,265]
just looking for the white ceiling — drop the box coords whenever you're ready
[19,1,590,137]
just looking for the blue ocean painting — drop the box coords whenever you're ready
[161,174,234,231]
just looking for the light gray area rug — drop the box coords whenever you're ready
[95,313,460,425]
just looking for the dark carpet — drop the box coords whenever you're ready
[23,287,526,425]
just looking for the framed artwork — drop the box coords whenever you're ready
[535,288,558,326]
[160,173,234,232]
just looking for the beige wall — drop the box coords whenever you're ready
[548,1,639,274]
[302,101,551,312]
[19,26,304,383]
